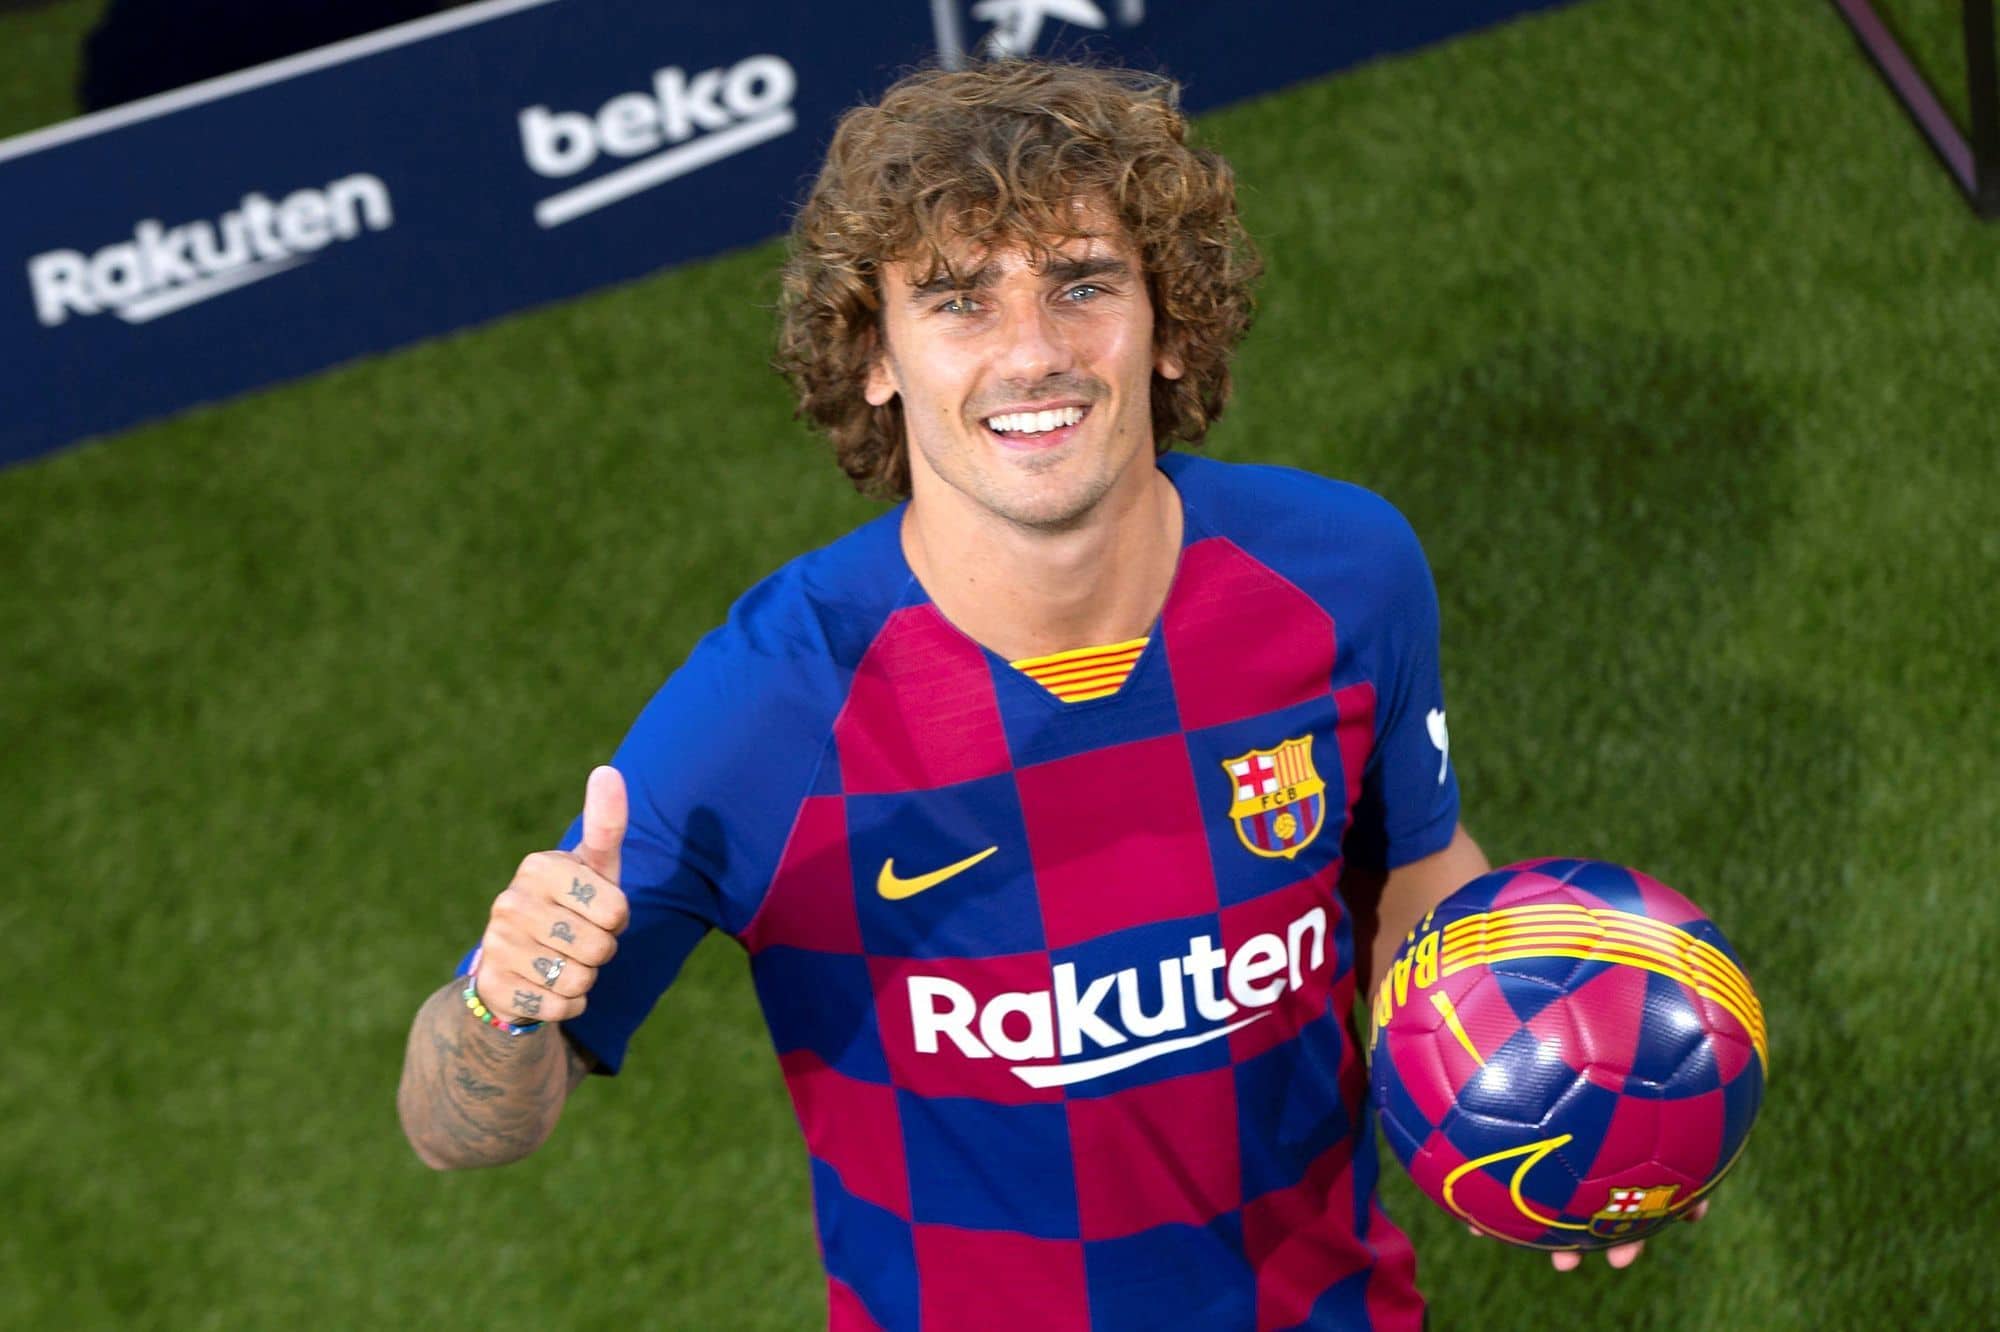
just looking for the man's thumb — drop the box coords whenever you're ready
[577,764,627,883]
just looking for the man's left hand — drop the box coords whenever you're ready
[1468,1200,1710,1271]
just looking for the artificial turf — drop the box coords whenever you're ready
[3,1,1996,1327]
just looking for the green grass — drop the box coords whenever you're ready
[1872,0,1975,128]
[0,0,98,141]
[5,0,1998,1327]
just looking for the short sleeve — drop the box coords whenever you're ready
[548,697,727,1074]
[446,511,899,1075]
[550,633,770,1073]
[1345,511,1460,869]
[456,654,732,1074]
[465,626,815,1073]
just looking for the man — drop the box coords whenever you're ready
[398,59,1661,1328]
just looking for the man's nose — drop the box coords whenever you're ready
[994,300,1074,383]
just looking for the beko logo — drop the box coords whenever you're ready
[519,54,797,228]
[25,174,393,327]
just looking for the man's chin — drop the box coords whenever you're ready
[979,478,1116,534]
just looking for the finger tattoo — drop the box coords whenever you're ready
[515,990,543,1017]
[568,877,596,907]
[551,920,576,944]
[533,956,560,984]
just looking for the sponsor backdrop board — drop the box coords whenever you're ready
[0,0,1568,467]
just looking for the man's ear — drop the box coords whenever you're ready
[1155,342,1185,381]
[864,335,899,407]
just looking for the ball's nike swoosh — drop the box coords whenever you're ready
[877,845,999,900]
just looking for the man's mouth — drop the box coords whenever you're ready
[981,404,1089,448]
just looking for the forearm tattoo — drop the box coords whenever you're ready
[454,1067,504,1101]
[400,981,571,1168]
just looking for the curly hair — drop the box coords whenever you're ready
[775,59,1260,499]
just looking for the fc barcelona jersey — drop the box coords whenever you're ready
[555,453,1461,1331]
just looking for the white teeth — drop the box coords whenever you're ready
[985,406,1085,434]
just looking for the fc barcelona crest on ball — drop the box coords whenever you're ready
[1590,1185,1682,1240]
[1222,736,1327,860]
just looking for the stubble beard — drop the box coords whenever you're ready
[935,432,1128,535]
[939,389,1142,534]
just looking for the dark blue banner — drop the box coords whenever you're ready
[0,0,1567,467]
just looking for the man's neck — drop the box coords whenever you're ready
[901,465,1183,663]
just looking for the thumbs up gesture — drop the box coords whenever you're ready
[473,766,632,1028]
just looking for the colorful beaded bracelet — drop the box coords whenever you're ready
[462,949,542,1036]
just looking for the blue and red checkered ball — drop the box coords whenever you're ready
[1367,859,1766,1251]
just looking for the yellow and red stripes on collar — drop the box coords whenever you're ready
[1009,637,1149,703]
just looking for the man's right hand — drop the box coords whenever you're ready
[471,765,631,1028]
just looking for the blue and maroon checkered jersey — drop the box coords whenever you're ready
[555,453,1460,1331]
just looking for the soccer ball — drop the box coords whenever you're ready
[1368,859,1766,1250]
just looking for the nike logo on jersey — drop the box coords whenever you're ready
[877,845,999,900]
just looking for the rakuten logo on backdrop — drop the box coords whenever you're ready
[25,174,393,328]
[518,54,797,228]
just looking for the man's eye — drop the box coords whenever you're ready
[1063,284,1103,302]
[938,295,980,314]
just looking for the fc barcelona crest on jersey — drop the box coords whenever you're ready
[1222,736,1327,860]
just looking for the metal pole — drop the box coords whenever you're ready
[1965,0,2000,215]
[1830,0,1984,212]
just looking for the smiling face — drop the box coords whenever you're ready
[865,209,1184,533]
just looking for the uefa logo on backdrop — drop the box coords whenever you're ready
[517,54,798,229]
[934,0,1148,66]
